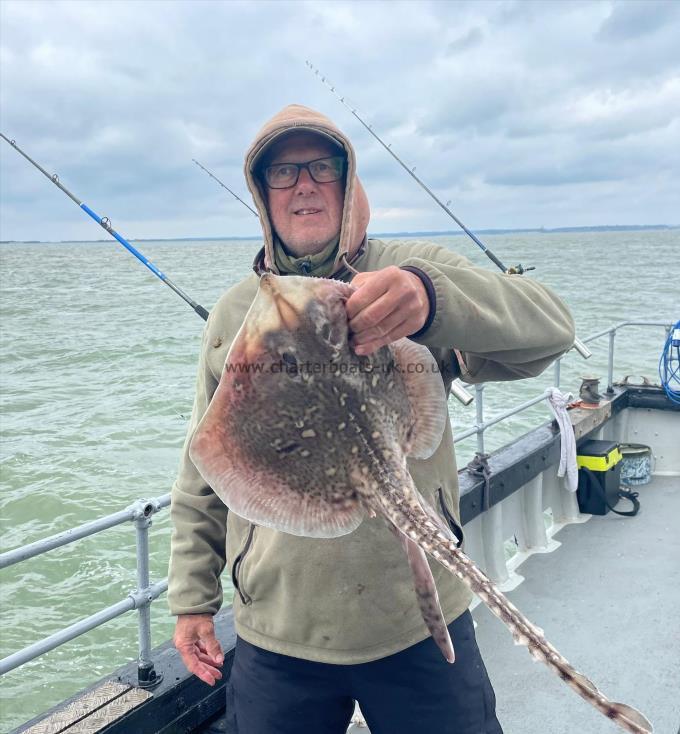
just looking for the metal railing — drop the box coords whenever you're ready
[453,320,673,453]
[0,319,672,684]
[0,494,170,685]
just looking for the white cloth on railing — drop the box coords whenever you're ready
[545,387,578,492]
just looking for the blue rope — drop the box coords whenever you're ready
[658,320,680,405]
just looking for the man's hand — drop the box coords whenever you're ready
[346,266,430,355]
[173,613,224,686]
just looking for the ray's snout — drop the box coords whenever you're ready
[256,273,306,331]
[259,272,277,292]
[258,272,289,302]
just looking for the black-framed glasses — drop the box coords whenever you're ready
[263,156,346,189]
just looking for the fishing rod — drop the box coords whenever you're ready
[192,158,259,218]
[305,62,520,274]
[1,133,209,321]
[306,61,592,359]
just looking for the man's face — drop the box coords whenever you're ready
[264,133,345,258]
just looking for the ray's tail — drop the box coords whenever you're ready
[383,497,653,734]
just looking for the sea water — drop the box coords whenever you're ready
[0,229,677,728]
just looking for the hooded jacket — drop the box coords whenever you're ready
[167,105,575,663]
[244,103,370,278]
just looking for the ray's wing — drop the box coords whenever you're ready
[189,324,365,538]
[390,338,447,459]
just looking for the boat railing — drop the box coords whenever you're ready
[0,319,673,688]
[454,319,673,451]
[0,494,171,686]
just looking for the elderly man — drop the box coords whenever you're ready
[169,104,575,734]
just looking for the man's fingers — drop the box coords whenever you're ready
[346,273,389,321]
[174,614,223,683]
[196,651,219,668]
[205,638,224,664]
[175,642,201,677]
[351,307,407,348]
[355,319,410,355]
[191,640,223,666]
[189,659,223,686]
[196,650,223,667]
[348,269,426,338]
[195,634,223,664]
[348,291,394,335]
[196,638,224,664]
[176,643,223,686]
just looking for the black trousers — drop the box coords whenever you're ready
[229,610,504,734]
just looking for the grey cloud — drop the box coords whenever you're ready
[415,74,514,136]
[492,0,586,27]
[446,27,484,55]
[597,0,680,41]
[486,120,680,187]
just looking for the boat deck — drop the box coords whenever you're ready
[200,474,679,734]
[473,473,679,734]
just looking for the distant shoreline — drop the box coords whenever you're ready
[2,223,678,245]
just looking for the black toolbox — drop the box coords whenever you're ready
[576,439,623,515]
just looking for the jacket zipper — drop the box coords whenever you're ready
[231,524,255,605]
[437,487,464,547]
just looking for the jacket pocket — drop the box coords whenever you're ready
[437,487,464,547]
[231,523,256,605]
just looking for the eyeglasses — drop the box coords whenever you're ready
[263,156,346,189]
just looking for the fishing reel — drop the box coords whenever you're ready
[505,264,536,275]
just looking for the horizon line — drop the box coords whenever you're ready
[2,223,678,245]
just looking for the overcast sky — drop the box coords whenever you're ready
[1,0,679,241]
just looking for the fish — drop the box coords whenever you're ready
[189,273,653,734]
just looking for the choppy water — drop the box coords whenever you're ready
[0,230,677,729]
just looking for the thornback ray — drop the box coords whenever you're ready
[190,273,653,734]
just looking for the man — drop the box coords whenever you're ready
[169,104,575,733]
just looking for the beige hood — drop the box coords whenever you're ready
[244,104,370,276]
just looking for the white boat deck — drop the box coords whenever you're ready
[473,473,679,734]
